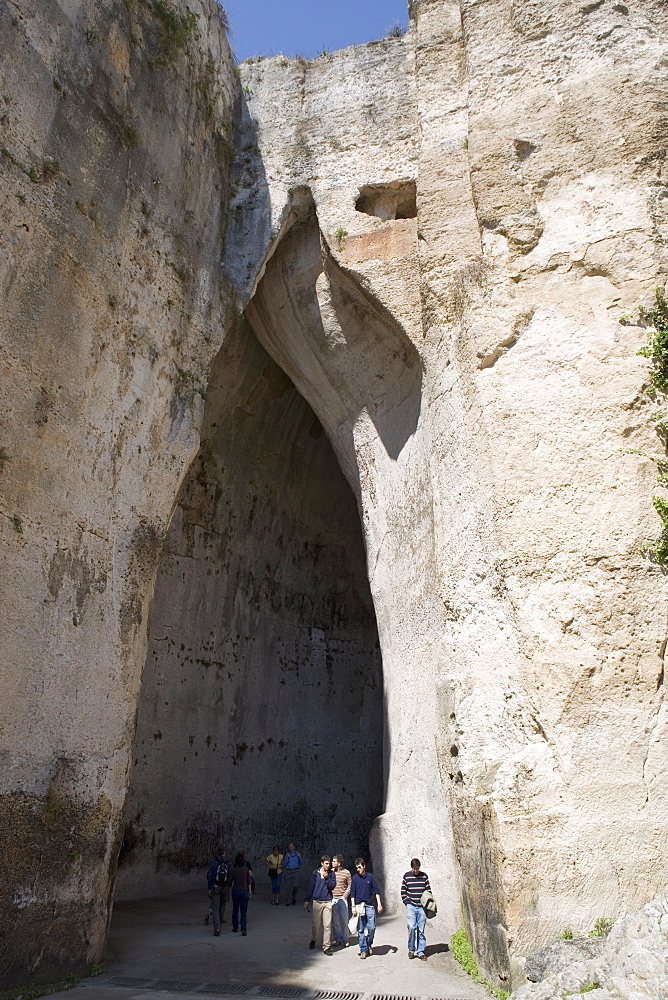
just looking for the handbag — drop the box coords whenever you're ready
[267,853,279,879]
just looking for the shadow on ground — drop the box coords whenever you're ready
[84,885,484,999]
[426,943,451,957]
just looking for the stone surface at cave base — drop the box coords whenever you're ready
[39,884,485,1000]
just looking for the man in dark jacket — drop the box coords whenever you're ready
[304,855,336,955]
[206,845,230,936]
[350,858,383,958]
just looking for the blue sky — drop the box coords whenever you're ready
[220,0,410,62]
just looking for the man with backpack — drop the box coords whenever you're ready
[282,842,303,905]
[206,844,231,936]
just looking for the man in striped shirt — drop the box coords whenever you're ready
[331,854,352,946]
[401,858,431,960]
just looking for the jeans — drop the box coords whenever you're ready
[406,902,426,956]
[357,904,376,954]
[211,887,228,932]
[232,889,249,931]
[271,872,283,894]
[331,897,348,943]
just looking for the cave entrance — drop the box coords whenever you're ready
[114,312,384,901]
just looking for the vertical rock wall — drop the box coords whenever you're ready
[445,0,668,976]
[0,0,236,984]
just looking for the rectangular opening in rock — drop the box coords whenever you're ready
[355,180,417,221]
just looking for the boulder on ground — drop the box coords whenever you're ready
[512,892,668,1000]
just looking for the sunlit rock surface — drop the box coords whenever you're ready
[2,0,668,989]
[512,892,668,1000]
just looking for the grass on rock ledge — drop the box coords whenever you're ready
[631,285,668,393]
[0,980,79,1000]
[621,285,668,565]
[0,965,104,1000]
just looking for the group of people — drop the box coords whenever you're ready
[206,843,434,961]
[303,854,382,958]
[206,847,254,935]
[265,842,303,905]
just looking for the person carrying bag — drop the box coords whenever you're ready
[401,858,433,961]
[266,844,284,905]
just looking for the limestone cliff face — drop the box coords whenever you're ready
[2,0,668,991]
[0,0,236,984]
[231,0,668,986]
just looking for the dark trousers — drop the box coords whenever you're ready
[283,869,299,903]
[232,889,249,931]
[211,887,228,932]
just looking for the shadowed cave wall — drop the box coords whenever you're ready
[115,319,384,899]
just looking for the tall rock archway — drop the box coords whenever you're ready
[242,197,466,933]
[116,317,383,899]
[227,3,668,981]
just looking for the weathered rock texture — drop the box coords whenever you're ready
[525,939,607,984]
[0,0,237,983]
[2,0,668,990]
[512,891,668,1000]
